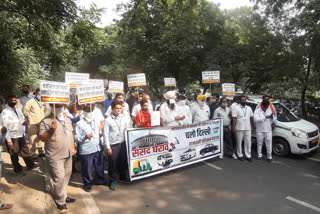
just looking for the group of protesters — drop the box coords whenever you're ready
[0,85,277,211]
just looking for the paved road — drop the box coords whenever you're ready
[66,153,320,214]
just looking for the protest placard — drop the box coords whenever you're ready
[65,72,90,88]
[164,78,176,87]
[103,79,109,88]
[127,73,147,87]
[202,71,220,83]
[125,119,223,181]
[222,83,235,95]
[108,81,124,93]
[151,111,161,126]
[40,80,70,104]
[77,82,105,105]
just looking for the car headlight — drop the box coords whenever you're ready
[290,128,308,139]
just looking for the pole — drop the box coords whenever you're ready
[90,103,93,134]
[53,103,56,143]
[74,88,77,114]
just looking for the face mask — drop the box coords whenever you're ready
[211,99,217,104]
[169,99,175,104]
[84,112,92,121]
[221,103,228,108]
[22,90,28,94]
[131,93,135,97]
[142,106,148,111]
[113,110,120,117]
[8,102,16,108]
[240,102,246,106]
[121,107,126,112]
[36,95,41,100]
[118,99,123,102]
[198,101,205,107]
[55,107,64,120]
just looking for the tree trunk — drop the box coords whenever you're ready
[301,56,312,117]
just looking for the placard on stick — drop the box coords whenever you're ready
[65,72,90,88]
[40,80,70,104]
[202,71,220,83]
[77,83,105,105]
[164,78,176,87]
[222,83,235,95]
[127,73,147,87]
[108,81,124,93]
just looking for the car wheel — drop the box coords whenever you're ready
[273,138,290,156]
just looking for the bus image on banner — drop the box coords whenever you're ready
[125,119,223,181]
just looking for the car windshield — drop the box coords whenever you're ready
[273,103,300,122]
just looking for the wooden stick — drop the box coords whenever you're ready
[74,88,77,114]
[53,103,56,143]
[90,103,93,134]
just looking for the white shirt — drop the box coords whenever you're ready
[160,103,180,127]
[253,108,273,133]
[176,102,192,125]
[230,102,239,114]
[19,93,34,110]
[131,103,153,117]
[232,105,253,131]
[190,102,210,124]
[0,106,25,142]
[214,106,231,127]
[103,114,128,149]
[122,111,133,128]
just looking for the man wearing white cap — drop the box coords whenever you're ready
[190,94,210,123]
[160,91,184,127]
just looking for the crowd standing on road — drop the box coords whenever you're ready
[0,85,278,211]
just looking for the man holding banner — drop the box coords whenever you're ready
[75,105,106,192]
[39,104,76,211]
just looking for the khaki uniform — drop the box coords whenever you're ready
[39,115,73,205]
[24,98,50,155]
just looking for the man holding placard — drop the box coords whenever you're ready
[39,103,76,211]
[75,105,106,192]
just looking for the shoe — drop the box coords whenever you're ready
[246,157,253,162]
[257,157,262,160]
[0,203,13,210]
[27,164,37,170]
[66,197,76,203]
[83,186,92,192]
[267,158,272,163]
[109,181,117,190]
[14,171,26,177]
[55,203,68,211]
[238,157,244,161]
[232,154,238,160]
[218,156,223,160]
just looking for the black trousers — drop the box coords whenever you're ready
[223,127,235,157]
[6,137,34,173]
[108,142,128,183]
[80,151,105,188]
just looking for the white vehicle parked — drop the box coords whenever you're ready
[228,95,319,156]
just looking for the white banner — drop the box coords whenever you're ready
[222,83,235,95]
[202,71,220,83]
[65,72,90,88]
[40,80,70,104]
[77,82,105,105]
[127,73,147,87]
[164,78,176,87]
[126,119,223,181]
[108,81,124,93]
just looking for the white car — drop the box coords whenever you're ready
[180,148,196,161]
[229,95,319,156]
